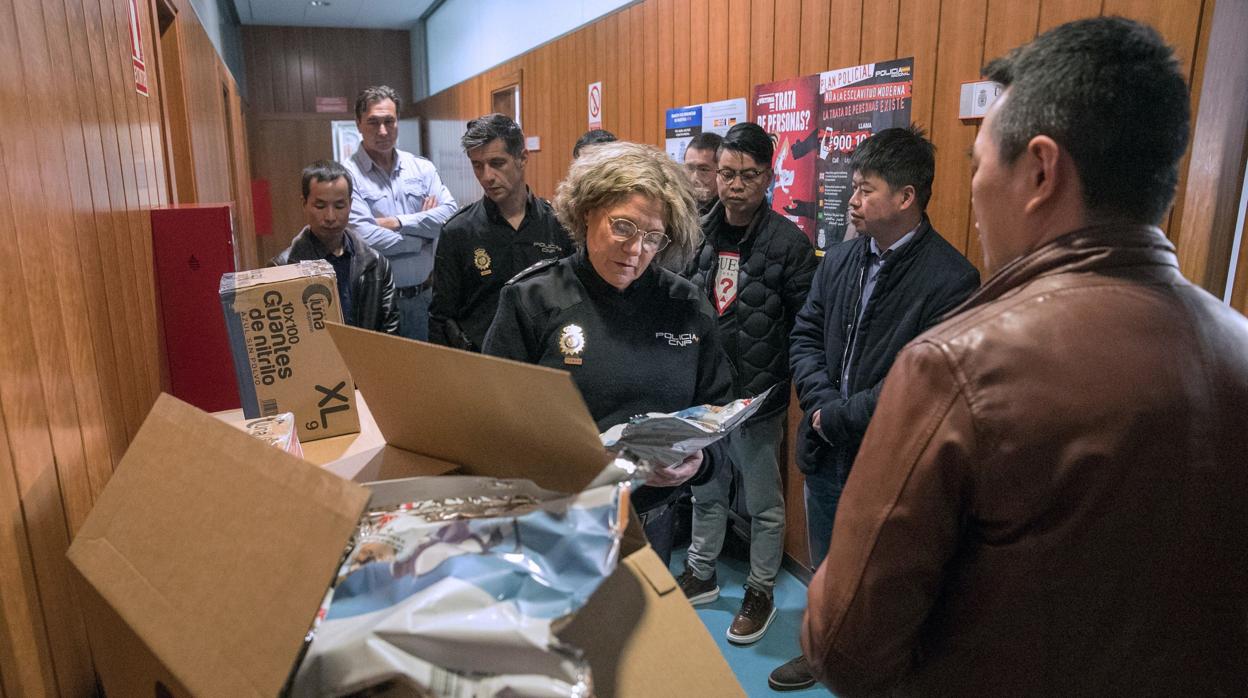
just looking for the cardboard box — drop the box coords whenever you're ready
[67,323,745,697]
[220,261,360,441]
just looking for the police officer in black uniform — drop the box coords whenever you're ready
[483,141,732,565]
[429,114,573,351]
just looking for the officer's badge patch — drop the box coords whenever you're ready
[474,248,492,275]
[559,324,585,366]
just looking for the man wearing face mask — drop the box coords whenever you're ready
[679,122,817,647]
[683,132,723,216]
[429,114,573,351]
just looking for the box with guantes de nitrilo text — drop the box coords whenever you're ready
[219,261,358,441]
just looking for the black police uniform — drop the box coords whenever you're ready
[429,190,573,351]
[482,249,734,564]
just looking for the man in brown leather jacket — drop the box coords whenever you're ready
[802,17,1248,697]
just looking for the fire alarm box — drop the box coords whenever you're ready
[151,204,240,412]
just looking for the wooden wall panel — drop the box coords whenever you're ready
[749,0,775,89]
[798,0,831,75]
[1177,0,1248,296]
[725,0,752,106]
[604,14,622,134]
[895,0,940,136]
[100,0,162,410]
[688,0,709,104]
[859,0,899,62]
[83,0,147,440]
[775,0,802,80]
[826,0,862,70]
[643,0,661,146]
[964,0,1042,267]
[1,0,111,694]
[674,0,692,107]
[0,0,255,692]
[62,0,130,469]
[1038,0,1104,31]
[1103,0,1202,239]
[243,26,411,258]
[109,0,164,398]
[926,0,988,256]
[659,0,676,117]
[706,0,729,101]
[630,6,646,138]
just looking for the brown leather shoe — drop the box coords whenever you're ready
[677,569,720,606]
[726,586,776,644]
[768,655,816,691]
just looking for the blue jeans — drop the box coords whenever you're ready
[686,410,786,592]
[397,287,431,341]
[638,501,677,567]
[804,467,845,568]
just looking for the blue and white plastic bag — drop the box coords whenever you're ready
[291,477,627,697]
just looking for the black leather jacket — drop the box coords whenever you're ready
[270,228,400,334]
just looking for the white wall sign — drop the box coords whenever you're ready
[128,0,148,96]
[959,80,1003,120]
[588,82,603,129]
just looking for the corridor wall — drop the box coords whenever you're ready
[241,25,413,264]
[0,0,253,694]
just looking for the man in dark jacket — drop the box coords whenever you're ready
[678,122,817,646]
[773,126,978,690]
[429,114,573,351]
[803,18,1248,696]
[271,160,400,334]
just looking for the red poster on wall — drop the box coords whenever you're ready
[752,75,820,244]
[754,58,914,250]
[128,0,149,97]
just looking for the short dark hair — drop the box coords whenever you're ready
[982,17,1190,225]
[685,131,723,155]
[301,160,352,199]
[849,126,936,209]
[719,122,773,168]
[462,113,526,158]
[573,129,617,158]
[354,85,401,121]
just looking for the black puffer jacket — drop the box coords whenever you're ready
[271,228,400,334]
[685,202,817,419]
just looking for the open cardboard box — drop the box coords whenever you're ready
[67,323,745,697]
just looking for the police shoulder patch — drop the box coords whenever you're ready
[506,258,559,285]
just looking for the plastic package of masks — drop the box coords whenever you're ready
[290,476,628,698]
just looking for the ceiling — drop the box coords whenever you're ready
[232,0,440,29]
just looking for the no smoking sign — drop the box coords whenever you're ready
[587,81,603,129]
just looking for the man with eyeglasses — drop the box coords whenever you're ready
[683,131,723,216]
[344,85,458,341]
[429,114,573,352]
[679,121,817,647]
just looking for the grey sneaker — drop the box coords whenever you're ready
[677,569,720,605]
[726,586,776,644]
[768,655,816,691]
